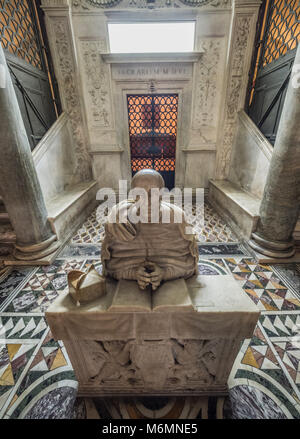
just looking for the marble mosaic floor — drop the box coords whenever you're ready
[71,201,237,244]
[1,202,300,419]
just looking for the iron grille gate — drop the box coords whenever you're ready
[246,0,300,145]
[261,0,299,67]
[127,94,179,190]
[0,0,61,150]
[0,0,43,69]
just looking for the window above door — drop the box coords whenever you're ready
[108,22,196,54]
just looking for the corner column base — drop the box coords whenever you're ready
[3,240,62,266]
[248,232,300,262]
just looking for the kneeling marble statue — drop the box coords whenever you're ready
[102,169,199,290]
[46,169,259,397]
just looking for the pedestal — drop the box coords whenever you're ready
[46,275,259,397]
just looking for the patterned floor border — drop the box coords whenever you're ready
[228,312,300,419]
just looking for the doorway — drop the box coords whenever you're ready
[127,94,178,190]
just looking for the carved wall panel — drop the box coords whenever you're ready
[47,17,92,180]
[216,14,255,179]
[79,40,113,131]
[192,38,225,145]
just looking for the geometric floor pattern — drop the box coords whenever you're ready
[71,201,237,244]
[1,202,300,418]
[225,259,300,312]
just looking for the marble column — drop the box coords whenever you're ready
[0,44,60,261]
[249,43,300,258]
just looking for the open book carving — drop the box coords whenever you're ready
[108,278,195,312]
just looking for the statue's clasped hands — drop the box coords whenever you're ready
[136,262,164,291]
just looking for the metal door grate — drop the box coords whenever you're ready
[127,94,178,189]
[261,0,300,67]
[0,0,43,70]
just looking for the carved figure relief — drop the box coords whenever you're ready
[81,338,222,390]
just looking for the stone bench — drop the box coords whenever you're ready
[209,179,261,239]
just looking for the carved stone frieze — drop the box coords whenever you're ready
[72,0,231,10]
[51,19,92,180]
[79,40,113,129]
[80,338,222,391]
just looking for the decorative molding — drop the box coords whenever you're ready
[41,0,70,8]
[179,0,229,6]
[72,0,231,10]
[89,148,124,154]
[182,145,216,152]
[102,52,202,64]
[50,18,92,180]
[215,14,255,179]
[33,112,69,164]
[238,110,273,161]
[79,40,113,129]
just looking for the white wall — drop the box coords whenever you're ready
[229,111,273,199]
[33,113,77,202]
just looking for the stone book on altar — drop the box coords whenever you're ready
[108,278,195,312]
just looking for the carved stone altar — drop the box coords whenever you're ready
[46,274,259,396]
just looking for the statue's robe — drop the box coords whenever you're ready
[102,200,199,281]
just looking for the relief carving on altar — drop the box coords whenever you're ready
[80,338,222,390]
[80,40,113,129]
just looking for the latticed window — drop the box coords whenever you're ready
[246,0,299,145]
[127,94,178,177]
[0,0,43,70]
[261,0,300,67]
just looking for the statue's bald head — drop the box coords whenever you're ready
[131,169,165,192]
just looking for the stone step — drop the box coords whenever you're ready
[0,212,10,223]
[0,244,14,257]
[208,179,261,239]
[0,224,16,244]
